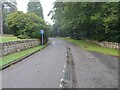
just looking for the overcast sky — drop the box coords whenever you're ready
[16,0,55,25]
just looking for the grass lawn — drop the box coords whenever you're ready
[60,37,119,56]
[0,34,28,43]
[0,36,20,43]
[0,45,44,68]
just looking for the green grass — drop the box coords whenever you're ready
[0,34,28,43]
[0,36,21,43]
[60,37,119,56]
[0,45,44,68]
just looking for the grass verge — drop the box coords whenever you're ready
[0,35,20,43]
[60,37,119,56]
[0,45,44,68]
[0,35,28,43]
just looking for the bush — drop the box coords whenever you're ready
[31,30,40,39]
[5,11,48,40]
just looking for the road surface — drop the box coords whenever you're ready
[2,38,118,88]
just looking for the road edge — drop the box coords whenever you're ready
[60,38,119,57]
[1,41,52,71]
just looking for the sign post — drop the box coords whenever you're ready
[40,30,44,46]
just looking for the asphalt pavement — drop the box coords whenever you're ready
[2,38,118,88]
[66,41,118,88]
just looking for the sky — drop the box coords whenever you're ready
[16,0,55,25]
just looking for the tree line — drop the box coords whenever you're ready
[50,2,119,42]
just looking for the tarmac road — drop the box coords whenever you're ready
[2,38,118,88]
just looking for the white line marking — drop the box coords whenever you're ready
[60,84,62,88]
[61,79,64,81]
[64,65,66,68]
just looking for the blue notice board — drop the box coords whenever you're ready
[40,30,44,34]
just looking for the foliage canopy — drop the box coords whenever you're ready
[50,2,119,42]
[5,11,47,39]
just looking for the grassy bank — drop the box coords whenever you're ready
[60,37,119,56]
[0,34,28,43]
[0,45,44,68]
[0,35,20,43]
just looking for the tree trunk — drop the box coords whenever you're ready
[0,2,3,34]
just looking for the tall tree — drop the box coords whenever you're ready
[27,0,43,19]
[0,0,17,34]
[0,1,3,34]
[51,2,118,42]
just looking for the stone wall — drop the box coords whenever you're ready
[90,40,119,50]
[0,39,40,56]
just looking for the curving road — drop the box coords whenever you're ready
[2,38,118,88]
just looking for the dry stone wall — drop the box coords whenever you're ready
[0,39,40,56]
[90,40,119,50]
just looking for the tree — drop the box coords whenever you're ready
[0,1,3,34]
[50,2,118,42]
[1,0,17,34]
[5,11,48,41]
[27,0,43,19]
